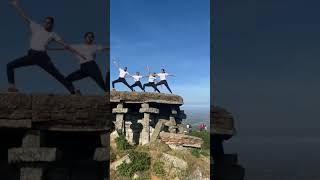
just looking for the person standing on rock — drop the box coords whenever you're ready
[48,32,109,94]
[129,72,146,91]
[155,68,174,94]
[111,61,133,91]
[6,0,85,94]
[143,72,160,93]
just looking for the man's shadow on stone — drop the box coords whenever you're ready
[130,120,143,145]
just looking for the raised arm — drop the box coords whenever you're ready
[112,59,120,68]
[145,65,150,74]
[11,0,31,24]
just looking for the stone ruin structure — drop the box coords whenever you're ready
[110,91,202,147]
[211,106,245,180]
[0,93,111,180]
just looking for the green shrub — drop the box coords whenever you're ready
[115,131,132,151]
[153,161,165,176]
[191,148,201,158]
[189,131,210,150]
[117,150,151,177]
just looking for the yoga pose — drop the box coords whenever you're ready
[112,61,133,91]
[49,32,109,93]
[156,68,174,94]
[143,72,160,93]
[129,72,146,91]
[6,0,84,94]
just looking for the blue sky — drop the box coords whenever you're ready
[0,0,108,95]
[110,0,210,108]
[214,0,320,130]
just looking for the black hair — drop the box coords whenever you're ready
[45,16,55,24]
[161,68,165,72]
[84,32,95,39]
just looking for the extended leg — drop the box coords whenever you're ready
[7,55,35,85]
[39,58,75,94]
[84,62,107,92]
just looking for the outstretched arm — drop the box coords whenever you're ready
[54,40,87,60]
[100,46,110,52]
[11,0,31,24]
[47,47,66,51]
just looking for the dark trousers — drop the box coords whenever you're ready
[112,77,133,91]
[156,80,172,93]
[130,81,144,91]
[66,61,107,92]
[7,49,75,94]
[143,82,160,93]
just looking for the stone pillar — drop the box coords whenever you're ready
[112,103,128,134]
[8,130,57,180]
[139,103,159,145]
[20,167,43,180]
[93,131,109,180]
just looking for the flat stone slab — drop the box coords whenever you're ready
[0,93,110,130]
[8,147,57,163]
[0,119,32,128]
[159,132,203,148]
[110,91,183,105]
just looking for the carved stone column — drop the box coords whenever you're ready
[139,103,159,145]
[8,130,57,180]
[112,102,128,134]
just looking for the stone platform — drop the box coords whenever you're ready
[110,91,187,145]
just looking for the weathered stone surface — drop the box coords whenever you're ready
[110,154,131,170]
[100,132,109,147]
[112,108,128,114]
[0,94,110,130]
[212,106,235,135]
[22,130,41,147]
[161,153,188,171]
[159,132,203,148]
[164,117,177,126]
[111,91,183,105]
[133,171,144,179]
[150,120,164,142]
[0,94,32,120]
[139,108,159,114]
[0,119,32,128]
[93,147,109,161]
[8,148,57,163]
[20,167,43,180]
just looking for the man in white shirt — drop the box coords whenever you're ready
[112,61,133,91]
[129,72,146,91]
[143,72,160,93]
[156,68,174,94]
[6,0,84,94]
[49,32,109,93]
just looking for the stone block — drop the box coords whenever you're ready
[139,108,159,114]
[112,108,128,114]
[93,147,109,162]
[8,148,57,163]
[22,130,42,147]
[0,119,32,128]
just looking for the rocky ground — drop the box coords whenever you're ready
[110,131,210,180]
